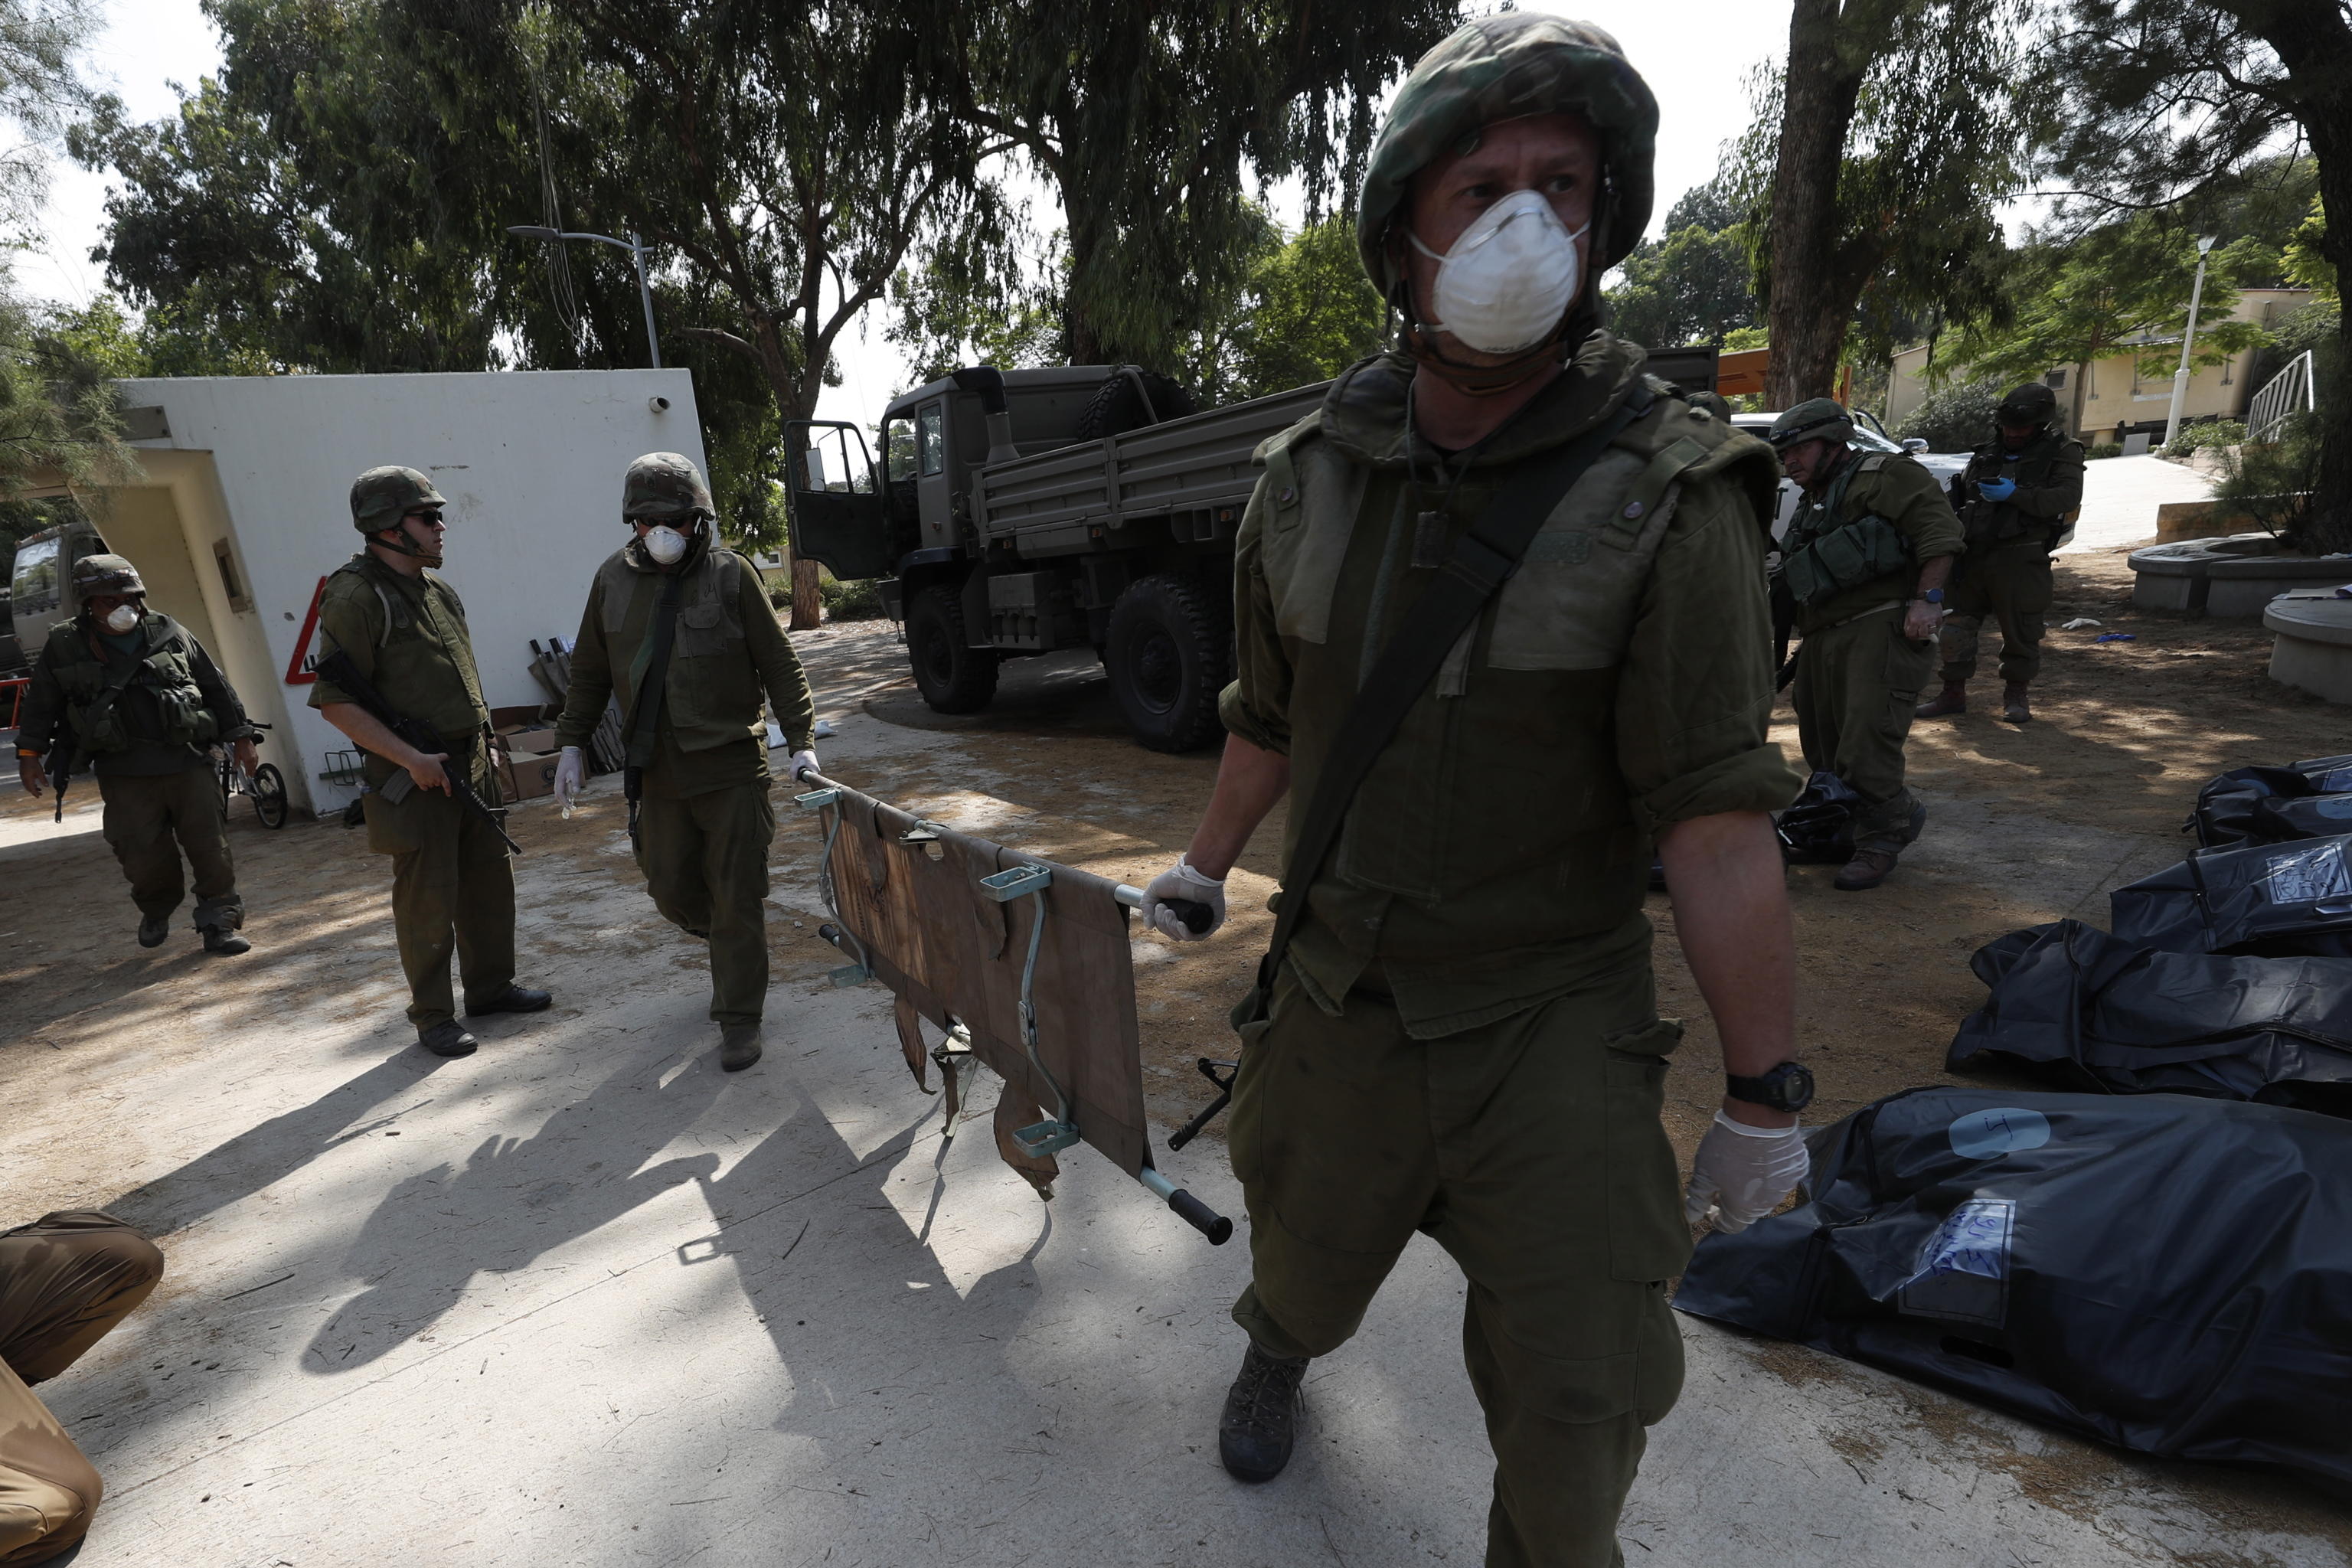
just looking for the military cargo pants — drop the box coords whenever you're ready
[1228,959,1687,1568]
[635,780,776,1026]
[1792,609,1936,853]
[0,1211,164,1567]
[97,764,242,930]
[364,761,517,1029]
[1939,540,2053,685]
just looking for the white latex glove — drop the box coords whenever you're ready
[1141,855,1227,942]
[1684,1110,1810,1233]
[787,748,821,784]
[553,746,586,810]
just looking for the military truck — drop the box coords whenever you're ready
[786,350,1720,752]
[5,518,112,678]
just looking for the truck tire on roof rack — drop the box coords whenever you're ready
[907,584,999,714]
[1072,368,1197,442]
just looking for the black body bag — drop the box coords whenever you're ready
[1949,920,2352,1113]
[2187,755,2352,849]
[2110,832,2352,957]
[1674,1086,2352,1485]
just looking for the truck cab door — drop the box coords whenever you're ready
[784,420,891,580]
[913,398,956,550]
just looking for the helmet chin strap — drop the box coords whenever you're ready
[372,524,443,567]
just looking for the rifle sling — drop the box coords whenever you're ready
[1250,385,1655,1004]
[623,569,689,791]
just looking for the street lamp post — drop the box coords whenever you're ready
[505,225,662,369]
[2162,234,2219,449]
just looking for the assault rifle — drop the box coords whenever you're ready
[315,648,521,855]
[44,733,73,822]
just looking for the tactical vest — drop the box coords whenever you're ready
[320,556,489,747]
[1253,368,1778,953]
[593,543,764,752]
[1777,453,1914,609]
[42,616,217,754]
[1962,430,2078,546]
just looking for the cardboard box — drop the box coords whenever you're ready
[498,727,559,757]
[489,704,550,730]
[501,750,560,802]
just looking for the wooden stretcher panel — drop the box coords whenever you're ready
[818,782,1150,1180]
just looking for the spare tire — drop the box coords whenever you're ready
[1073,368,1200,442]
[1105,572,1228,753]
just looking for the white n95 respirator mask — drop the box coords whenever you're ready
[1410,189,1588,356]
[643,525,690,564]
[101,604,140,634]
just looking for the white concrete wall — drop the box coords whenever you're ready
[100,370,704,812]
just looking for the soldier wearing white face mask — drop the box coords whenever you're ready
[15,554,260,954]
[1134,17,1810,1561]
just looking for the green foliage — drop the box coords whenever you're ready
[2286,198,2336,303]
[817,570,884,622]
[1606,220,1758,351]
[2086,442,2122,460]
[2215,413,2323,545]
[962,1,1455,367]
[1209,214,1386,403]
[2160,419,2246,459]
[1893,380,2001,453]
[1942,215,2267,433]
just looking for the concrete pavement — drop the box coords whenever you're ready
[2060,454,2216,555]
[2,642,2346,1567]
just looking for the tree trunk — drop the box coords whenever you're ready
[2225,0,2352,549]
[2070,361,2090,441]
[1763,0,1873,409]
[791,557,822,628]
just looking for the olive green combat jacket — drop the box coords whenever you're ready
[308,553,495,791]
[1785,451,1965,636]
[553,536,815,797]
[1220,340,1805,1038]
[1958,428,2086,550]
[19,612,253,778]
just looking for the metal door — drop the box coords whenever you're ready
[784,420,891,581]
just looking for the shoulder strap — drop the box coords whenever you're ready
[624,570,690,772]
[1250,384,1655,1001]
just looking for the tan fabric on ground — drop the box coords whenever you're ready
[0,1213,164,1567]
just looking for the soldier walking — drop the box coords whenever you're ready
[15,554,259,955]
[1769,400,1965,890]
[1138,18,1812,1563]
[550,453,818,1073]
[1915,382,2086,724]
[312,467,551,1057]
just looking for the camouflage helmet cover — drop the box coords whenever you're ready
[349,466,446,530]
[72,552,145,598]
[1357,14,1660,296]
[1998,382,2060,426]
[622,452,714,520]
[1767,398,1856,449]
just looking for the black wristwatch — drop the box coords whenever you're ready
[1726,1061,1815,1112]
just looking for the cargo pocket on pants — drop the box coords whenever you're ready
[1602,1017,1694,1284]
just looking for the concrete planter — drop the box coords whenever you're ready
[2129,534,2352,616]
[2267,593,2352,704]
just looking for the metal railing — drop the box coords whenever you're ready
[2248,350,2318,443]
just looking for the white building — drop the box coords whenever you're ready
[59,368,702,814]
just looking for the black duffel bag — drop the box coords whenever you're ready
[1674,1086,2352,1484]
[2110,833,2352,957]
[1949,919,2352,1112]
[2187,755,2352,849]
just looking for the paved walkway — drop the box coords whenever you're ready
[2060,454,2216,555]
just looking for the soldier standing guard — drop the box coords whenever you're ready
[1138,17,1814,1563]
[15,554,260,955]
[1915,382,2086,724]
[312,467,551,1057]
[550,452,818,1073]
[1769,399,1965,891]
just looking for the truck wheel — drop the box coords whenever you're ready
[1106,573,1228,753]
[906,585,998,714]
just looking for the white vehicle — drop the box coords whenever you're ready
[1732,411,1970,542]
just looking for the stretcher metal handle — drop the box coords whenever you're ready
[1112,884,1216,933]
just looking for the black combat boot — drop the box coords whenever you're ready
[1218,1342,1309,1482]
[137,913,168,949]
[719,1024,763,1072]
[2001,681,2032,724]
[200,924,251,956]
[417,1021,479,1057]
[466,985,553,1016]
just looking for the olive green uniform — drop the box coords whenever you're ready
[0,1211,163,1567]
[1219,342,1802,1566]
[1940,429,2086,685]
[16,613,254,931]
[552,539,815,1027]
[309,553,515,1029]
[1782,452,1963,851]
